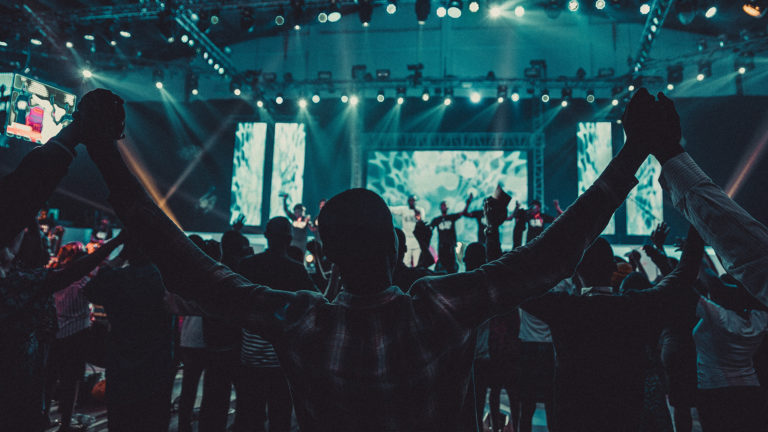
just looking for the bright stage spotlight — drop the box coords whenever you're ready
[341,94,349,103]
[30,38,42,46]
[667,83,674,90]
[119,22,132,38]
[256,99,265,108]
[595,0,606,10]
[436,5,447,17]
[743,1,767,17]
[469,91,482,103]
[469,1,479,13]
[541,89,550,103]
[275,13,286,26]
[561,100,568,107]
[705,6,717,18]
[628,84,635,92]
[611,98,619,106]
[299,98,308,108]
[586,90,595,103]
[350,95,359,106]
[421,89,430,101]
[697,61,712,81]
[312,93,321,103]
[444,96,452,106]
[568,0,579,12]
[181,34,189,43]
[191,89,199,96]
[65,41,73,48]
[82,69,93,79]
[318,11,328,23]
[639,3,650,14]
[515,5,525,16]
[377,90,386,102]
[294,24,301,30]
[233,88,241,96]
[328,1,342,22]
[510,90,520,102]
[387,0,398,15]
[497,85,507,103]
[448,0,463,18]
[155,81,163,89]
[359,0,373,25]
[153,69,164,89]
[489,5,503,18]
[276,94,285,104]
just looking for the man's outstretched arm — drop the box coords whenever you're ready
[409,89,662,326]
[79,90,322,340]
[649,93,768,307]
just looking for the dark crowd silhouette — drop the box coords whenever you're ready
[0,88,766,432]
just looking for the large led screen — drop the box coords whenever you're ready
[627,156,663,235]
[577,122,615,235]
[230,122,267,226]
[366,150,528,245]
[4,74,76,144]
[269,123,307,219]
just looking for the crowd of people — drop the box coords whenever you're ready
[0,87,766,432]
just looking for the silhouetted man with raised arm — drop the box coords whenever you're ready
[76,88,658,431]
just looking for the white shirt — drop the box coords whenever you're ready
[660,153,768,307]
[693,297,768,389]
[390,205,426,244]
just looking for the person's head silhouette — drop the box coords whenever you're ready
[463,242,486,271]
[265,217,293,252]
[575,237,616,289]
[318,188,397,295]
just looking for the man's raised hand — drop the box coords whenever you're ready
[652,92,685,164]
[74,89,126,146]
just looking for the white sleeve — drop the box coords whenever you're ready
[660,153,768,307]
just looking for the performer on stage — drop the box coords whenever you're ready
[429,200,470,274]
[281,194,312,252]
[389,195,426,268]
[511,199,563,248]
[462,193,489,244]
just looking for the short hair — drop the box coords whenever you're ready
[463,242,486,271]
[318,189,396,267]
[265,217,293,241]
[576,237,616,286]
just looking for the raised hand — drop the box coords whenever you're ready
[649,222,670,249]
[652,92,685,164]
[484,196,507,228]
[233,214,246,231]
[621,88,658,152]
[74,89,126,145]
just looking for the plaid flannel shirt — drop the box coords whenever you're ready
[90,141,638,431]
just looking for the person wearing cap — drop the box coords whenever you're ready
[235,217,317,432]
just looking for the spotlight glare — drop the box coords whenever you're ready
[743,2,766,18]
[276,95,284,104]
[155,81,163,89]
[568,0,580,12]
[470,91,482,103]
[469,1,479,13]
[387,2,398,14]
[192,88,199,95]
[490,6,503,18]
[738,66,747,74]
[299,98,308,108]
[397,96,404,104]
[561,100,568,107]
[294,24,301,31]
[377,91,385,102]
[497,96,504,104]
[444,97,452,106]
[611,98,619,106]
[312,94,321,103]
[436,6,447,17]
[510,92,520,102]
[350,95,359,106]
[275,15,285,25]
[83,34,95,41]
[203,52,209,59]
[318,12,328,23]
[82,69,93,79]
[120,30,132,38]
[110,40,118,46]
[341,95,349,103]
[233,88,241,96]
[704,6,717,18]
[256,100,264,108]
[328,11,342,22]
[595,0,606,10]
[696,73,705,81]
[421,90,430,101]
[667,83,674,90]
[586,91,595,103]
[181,34,189,43]
[30,38,42,46]
[541,91,550,103]
[628,84,635,91]
[219,68,225,75]
[65,41,73,48]
[447,5,462,18]
[514,5,525,17]
[208,58,214,65]
[639,3,650,14]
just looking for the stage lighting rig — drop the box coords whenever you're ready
[447,0,463,18]
[735,51,755,74]
[240,8,256,31]
[696,61,711,81]
[497,85,507,103]
[387,0,398,15]
[415,0,431,24]
[407,63,424,85]
[359,0,373,26]
[328,0,343,22]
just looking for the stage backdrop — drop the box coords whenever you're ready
[366,150,528,246]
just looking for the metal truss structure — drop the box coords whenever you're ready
[355,132,545,202]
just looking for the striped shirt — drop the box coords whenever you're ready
[54,275,92,339]
[241,329,280,367]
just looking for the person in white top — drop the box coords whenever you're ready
[389,195,427,267]
[643,91,768,431]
